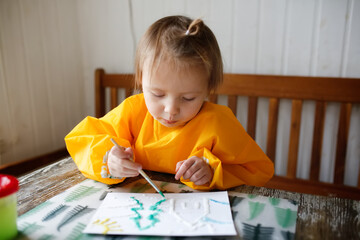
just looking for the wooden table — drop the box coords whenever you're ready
[17,157,360,239]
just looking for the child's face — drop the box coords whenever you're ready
[142,61,209,128]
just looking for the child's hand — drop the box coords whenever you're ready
[107,146,141,178]
[175,156,213,186]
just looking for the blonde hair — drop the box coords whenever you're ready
[134,15,223,93]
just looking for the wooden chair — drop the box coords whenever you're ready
[95,68,360,200]
[95,69,135,118]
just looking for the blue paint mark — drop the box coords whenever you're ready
[202,217,232,224]
[209,199,230,205]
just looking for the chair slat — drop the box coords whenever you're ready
[247,96,258,139]
[287,100,303,178]
[228,95,237,115]
[266,98,279,162]
[110,88,118,110]
[334,103,352,185]
[310,101,326,181]
[95,69,105,118]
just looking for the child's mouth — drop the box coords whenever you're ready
[164,119,177,125]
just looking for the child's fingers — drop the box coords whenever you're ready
[124,147,134,159]
[175,157,198,180]
[107,146,141,178]
[190,167,213,185]
[175,156,213,185]
[193,174,211,186]
[175,160,184,172]
[108,158,141,177]
[175,159,192,180]
[120,159,142,170]
[182,161,202,180]
[110,145,131,159]
[109,165,139,177]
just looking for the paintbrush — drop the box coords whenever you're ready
[110,138,165,198]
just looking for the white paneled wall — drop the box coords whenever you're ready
[0,0,84,164]
[0,0,359,186]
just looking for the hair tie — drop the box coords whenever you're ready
[185,29,190,36]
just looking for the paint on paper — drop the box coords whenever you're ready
[83,191,236,236]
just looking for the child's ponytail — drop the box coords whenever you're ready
[185,18,203,36]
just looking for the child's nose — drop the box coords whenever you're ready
[164,99,179,115]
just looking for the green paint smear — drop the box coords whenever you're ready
[65,186,101,202]
[130,197,166,230]
[19,201,53,219]
[149,199,166,210]
[38,234,55,240]
[248,194,257,199]
[18,221,44,235]
[275,207,297,228]
[248,201,265,220]
[66,222,87,240]
[269,197,281,206]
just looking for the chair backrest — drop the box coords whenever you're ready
[212,74,360,187]
[95,68,360,189]
[95,68,135,118]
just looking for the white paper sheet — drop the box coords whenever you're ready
[83,191,237,236]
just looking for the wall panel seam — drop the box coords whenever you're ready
[19,0,38,155]
[340,0,353,77]
[39,1,56,148]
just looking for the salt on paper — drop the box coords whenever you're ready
[83,191,237,236]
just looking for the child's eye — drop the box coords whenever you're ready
[183,97,195,101]
[152,92,164,98]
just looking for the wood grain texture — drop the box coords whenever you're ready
[265,176,360,200]
[227,95,237,115]
[110,87,118,110]
[95,68,105,118]
[17,157,86,216]
[287,100,303,178]
[334,103,352,184]
[310,101,325,181]
[247,96,258,139]
[266,98,279,162]
[17,157,360,239]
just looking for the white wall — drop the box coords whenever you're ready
[0,0,359,186]
[0,0,84,163]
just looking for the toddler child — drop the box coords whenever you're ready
[65,15,274,190]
